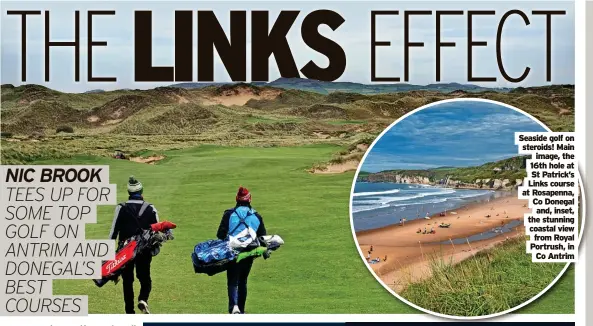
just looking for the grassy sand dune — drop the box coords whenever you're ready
[401,237,567,316]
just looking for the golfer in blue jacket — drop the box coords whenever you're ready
[217,186,266,314]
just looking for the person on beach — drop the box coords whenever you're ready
[108,176,159,314]
[217,186,266,314]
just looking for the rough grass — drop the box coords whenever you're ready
[1,100,87,133]
[326,119,367,125]
[400,237,569,316]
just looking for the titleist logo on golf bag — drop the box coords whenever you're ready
[106,254,127,273]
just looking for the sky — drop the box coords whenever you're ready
[1,1,575,92]
[360,101,547,172]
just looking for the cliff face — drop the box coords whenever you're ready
[362,172,431,184]
[359,174,523,190]
[444,178,523,190]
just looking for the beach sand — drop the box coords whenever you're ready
[355,194,530,293]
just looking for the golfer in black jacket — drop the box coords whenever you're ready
[108,176,159,314]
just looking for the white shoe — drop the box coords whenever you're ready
[231,305,241,314]
[138,300,150,314]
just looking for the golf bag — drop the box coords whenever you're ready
[191,234,284,276]
[93,221,176,287]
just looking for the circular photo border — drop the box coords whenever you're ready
[348,98,586,320]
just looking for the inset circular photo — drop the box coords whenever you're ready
[350,99,573,318]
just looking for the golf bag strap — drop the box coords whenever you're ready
[138,201,150,218]
[118,201,149,231]
[228,208,253,236]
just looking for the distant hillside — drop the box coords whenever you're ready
[169,82,229,89]
[265,78,512,94]
[171,78,511,94]
[172,78,512,94]
[359,156,529,190]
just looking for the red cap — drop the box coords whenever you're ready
[236,186,251,203]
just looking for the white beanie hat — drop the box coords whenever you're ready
[127,175,143,194]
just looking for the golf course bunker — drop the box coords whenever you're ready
[350,99,572,318]
[310,160,359,174]
[129,155,165,164]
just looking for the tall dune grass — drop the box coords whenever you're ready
[401,237,566,316]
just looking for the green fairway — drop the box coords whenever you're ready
[51,144,414,313]
[45,145,574,314]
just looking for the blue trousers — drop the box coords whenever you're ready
[226,257,254,313]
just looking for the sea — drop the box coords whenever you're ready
[352,182,510,231]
